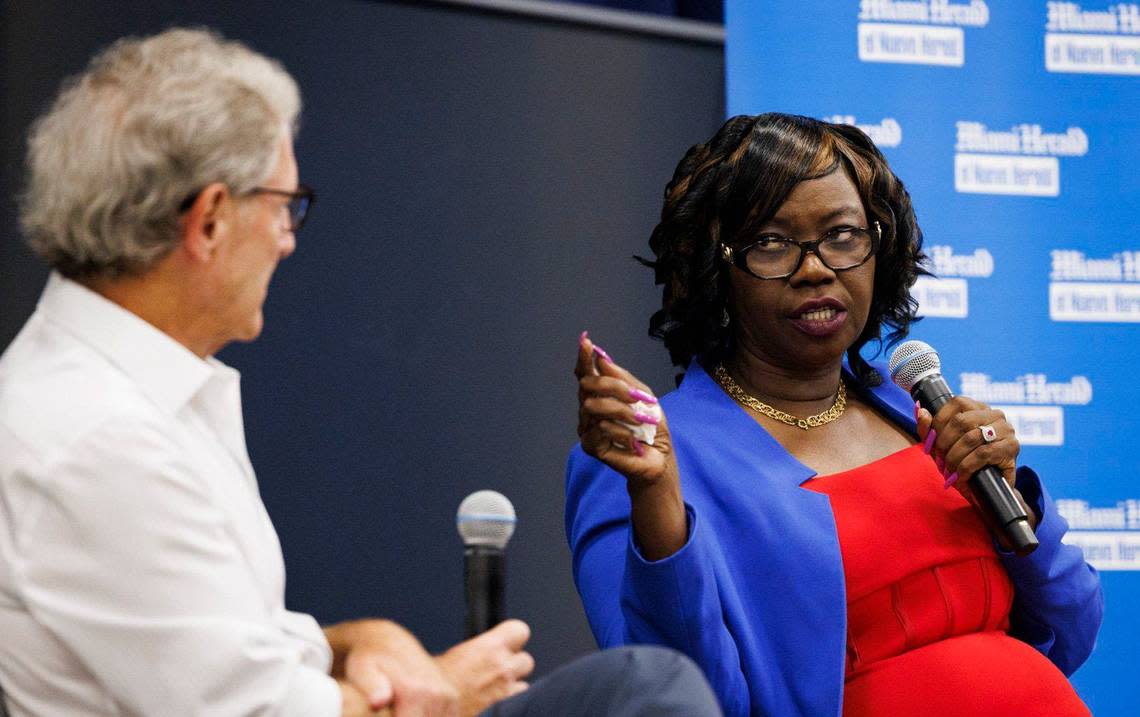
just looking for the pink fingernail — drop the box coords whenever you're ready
[632,439,645,457]
[922,429,937,454]
[579,330,589,344]
[630,388,658,404]
[914,400,920,418]
[944,472,959,489]
[593,345,613,363]
[633,412,660,425]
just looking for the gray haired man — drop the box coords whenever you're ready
[0,28,719,717]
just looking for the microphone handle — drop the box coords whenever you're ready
[912,374,1039,556]
[464,546,504,638]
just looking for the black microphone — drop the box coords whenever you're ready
[456,490,516,638]
[889,341,1039,556]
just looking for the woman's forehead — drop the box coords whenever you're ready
[765,173,865,225]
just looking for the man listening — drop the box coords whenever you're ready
[0,28,719,717]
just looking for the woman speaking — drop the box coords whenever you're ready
[566,114,1102,716]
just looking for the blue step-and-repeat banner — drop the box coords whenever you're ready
[726,2,1138,712]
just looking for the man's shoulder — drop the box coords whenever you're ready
[0,316,161,464]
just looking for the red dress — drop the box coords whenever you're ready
[803,444,1090,716]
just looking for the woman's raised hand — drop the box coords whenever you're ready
[575,332,687,560]
[575,332,675,486]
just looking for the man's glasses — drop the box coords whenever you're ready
[720,221,880,280]
[178,184,316,232]
[246,185,315,232]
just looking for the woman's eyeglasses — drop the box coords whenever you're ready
[720,221,880,280]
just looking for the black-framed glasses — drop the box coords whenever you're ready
[177,183,316,232]
[720,221,880,280]
[247,184,315,232]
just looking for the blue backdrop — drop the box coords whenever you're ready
[726,1,1138,713]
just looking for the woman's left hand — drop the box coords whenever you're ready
[915,396,1036,530]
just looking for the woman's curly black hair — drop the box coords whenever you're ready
[640,113,928,387]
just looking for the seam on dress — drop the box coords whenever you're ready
[931,565,955,640]
[980,557,993,629]
[890,582,915,649]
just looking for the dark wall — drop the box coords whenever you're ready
[0,0,724,672]
[562,0,723,21]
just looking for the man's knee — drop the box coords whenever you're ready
[590,645,721,715]
[486,645,720,717]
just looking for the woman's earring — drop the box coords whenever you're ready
[721,308,731,327]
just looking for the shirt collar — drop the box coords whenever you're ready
[37,272,222,414]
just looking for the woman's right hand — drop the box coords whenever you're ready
[575,332,687,560]
[575,332,674,485]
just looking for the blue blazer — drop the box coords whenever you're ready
[565,360,1103,717]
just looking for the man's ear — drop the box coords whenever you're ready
[180,183,231,263]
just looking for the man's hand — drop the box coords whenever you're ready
[325,619,459,717]
[339,680,394,717]
[436,620,534,717]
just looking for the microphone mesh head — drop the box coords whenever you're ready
[888,340,942,391]
[457,490,516,549]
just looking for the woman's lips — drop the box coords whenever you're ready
[788,306,848,337]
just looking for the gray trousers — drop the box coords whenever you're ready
[482,645,722,717]
[0,647,719,717]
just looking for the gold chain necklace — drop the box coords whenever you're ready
[713,364,846,430]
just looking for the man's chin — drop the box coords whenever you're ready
[231,311,265,346]
[246,313,265,341]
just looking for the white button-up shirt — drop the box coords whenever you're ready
[0,274,340,716]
